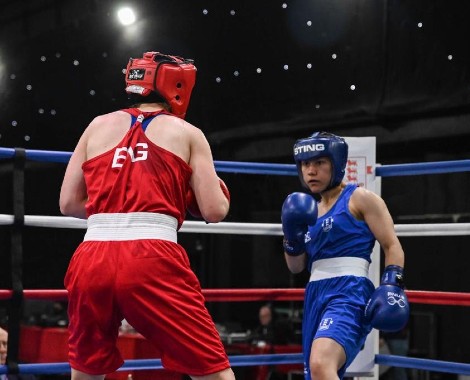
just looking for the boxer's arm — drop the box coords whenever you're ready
[188,127,229,223]
[59,130,89,219]
[284,253,307,274]
[351,188,409,331]
[351,188,404,267]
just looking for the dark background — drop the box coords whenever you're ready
[1,0,470,376]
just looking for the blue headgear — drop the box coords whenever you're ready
[293,132,348,192]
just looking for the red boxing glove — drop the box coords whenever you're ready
[186,187,203,219]
[218,178,230,203]
[185,179,230,219]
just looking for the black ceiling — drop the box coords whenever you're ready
[1,0,470,163]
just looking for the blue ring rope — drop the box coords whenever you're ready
[376,160,470,176]
[2,354,470,375]
[1,147,470,176]
[0,354,303,375]
[1,147,469,375]
[375,354,470,376]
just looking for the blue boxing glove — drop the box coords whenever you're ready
[281,192,318,256]
[365,265,410,332]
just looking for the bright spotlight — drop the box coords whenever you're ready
[117,7,136,26]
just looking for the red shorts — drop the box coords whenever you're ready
[64,239,230,376]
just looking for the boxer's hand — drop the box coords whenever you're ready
[281,192,318,256]
[365,265,410,332]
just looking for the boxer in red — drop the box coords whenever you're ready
[60,52,234,380]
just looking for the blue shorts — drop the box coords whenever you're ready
[302,276,375,379]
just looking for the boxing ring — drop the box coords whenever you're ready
[1,146,470,378]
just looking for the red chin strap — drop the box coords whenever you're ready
[125,52,197,119]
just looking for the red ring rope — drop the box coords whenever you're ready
[0,289,469,305]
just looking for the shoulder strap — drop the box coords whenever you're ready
[129,112,167,132]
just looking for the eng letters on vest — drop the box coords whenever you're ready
[112,143,149,168]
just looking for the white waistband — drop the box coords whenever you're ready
[84,213,177,243]
[309,257,370,282]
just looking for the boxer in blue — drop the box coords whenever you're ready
[281,132,409,380]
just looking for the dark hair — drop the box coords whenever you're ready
[127,91,170,111]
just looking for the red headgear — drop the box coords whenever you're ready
[125,52,197,119]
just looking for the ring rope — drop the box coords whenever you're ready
[2,354,470,376]
[375,354,470,376]
[0,355,298,375]
[1,147,470,177]
[1,214,469,236]
[2,147,470,376]
[1,289,469,306]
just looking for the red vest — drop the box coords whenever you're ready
[82,108,192,229]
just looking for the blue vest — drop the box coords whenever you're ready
[306,184,375,270]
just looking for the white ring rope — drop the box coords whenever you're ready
[0,214,469,236]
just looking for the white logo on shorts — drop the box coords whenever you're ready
[319,317,334,331]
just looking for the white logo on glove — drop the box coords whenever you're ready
[387,292,407,308]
